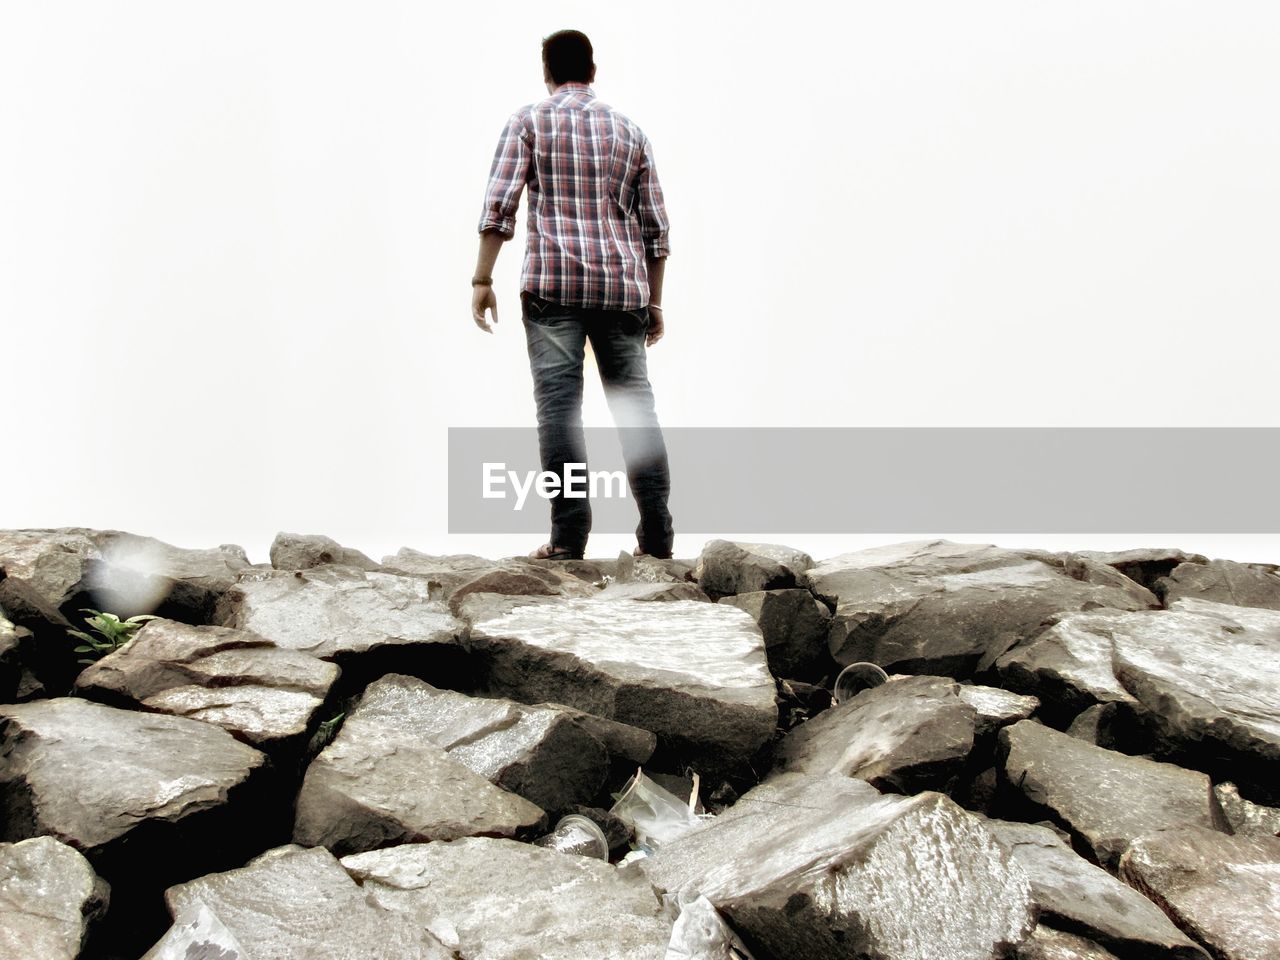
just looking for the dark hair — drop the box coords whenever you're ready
[542,30,594,85]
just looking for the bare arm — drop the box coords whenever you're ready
[644,254,666,346]
[471,231,505,333]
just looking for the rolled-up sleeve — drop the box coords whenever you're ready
[635,136,671,258]
[478,111,532,239]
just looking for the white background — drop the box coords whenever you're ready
[3,1,1278,565]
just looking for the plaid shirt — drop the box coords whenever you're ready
[478,82,670,310]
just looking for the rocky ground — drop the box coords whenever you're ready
[1,529,1277,959]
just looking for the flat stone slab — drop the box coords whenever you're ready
[293,680,546,856]
[957,684,1040,738]
[804,540,1156,677]
[771,675,977,793]
[1111,598,1280,791]
[0,835,109,960]
[0,697,266,854]
[216,564,465,661]
[1120,827,1280,960]
[327,674,614,813]
[999,720,1223,868]
[465,597,778,764]
[342,837,673,959]
[142,844,452,959]
[270,531,380,571]
[645,773,1036,960]
[76,617,337,747]
[985,819,1207,959]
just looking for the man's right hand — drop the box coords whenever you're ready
[472,285,499,333]
[645,306,664,346]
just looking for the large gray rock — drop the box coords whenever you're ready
[996,613,1141,721]
[805,540,1157,677]
[985,819,1207,959]
[380,548,602,599]
[645,772,1036,960]
[293,678,545,855]
[0,528,98,623]
[1157,558,1280,610]
[142,844,452,959]
[1120,828,1280,960]
[75,617,338,748]
[464,596,778,765]
[327,674,615,813]
[0,835,109,960]
[999,720,1224,868]
[342,837,673,959]
[719,588,832,679]
[1110,598,1280,798]
[0,697,267,854]
[269,531,380,571]
[694,540,814,596]
[215,564,465,663]
[771,675,978,793]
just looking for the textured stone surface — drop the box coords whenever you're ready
[1014,927,1123,960]
[1076,547,1207,592]
[596,579,710,602]
[0,528,98,618]
[985,819,1207,958]
[646,772,1036,960]
[216,564,465,661]
[996,613,1141,720]
[0,835,109,960]
[999,720,1223,868]
[465,596,778,764]
[1120,827,1280,960]
[805,540,1156,677]
[1214,782,1280,838]
[719,588,832,679]
[332,674,613,813]
[1157,558,1280,610]
[269,531,380,571]
[142,844,451,959]
[293,680,545,855]
[0,697,266,853]
[957,683,1040,738]
[1110,598,1280,796]
[694,540,814,596]
[342,837,673,960]
[771,675,977,793]
[75,617,337,747]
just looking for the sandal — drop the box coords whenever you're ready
[529,543,582,561]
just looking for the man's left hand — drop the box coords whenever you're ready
[473,286,499,333]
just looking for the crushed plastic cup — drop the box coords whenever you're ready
[533,814,610,860]
[610,768,709,852]
[832,662,889,704]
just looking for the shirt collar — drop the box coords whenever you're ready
[552,81,595,98]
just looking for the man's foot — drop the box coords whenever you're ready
[530,543,583,561]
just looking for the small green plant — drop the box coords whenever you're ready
[306,710,346,755]
[68,608,161,665]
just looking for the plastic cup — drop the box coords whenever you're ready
[533,814,610,860]
[832,662,889,704]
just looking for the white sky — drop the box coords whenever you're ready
[3,1,1279,565]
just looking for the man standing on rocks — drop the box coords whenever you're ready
[471,29,674,562]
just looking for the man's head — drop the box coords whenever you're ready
[542,30,595,91]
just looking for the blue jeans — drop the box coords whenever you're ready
[520,290,673,557]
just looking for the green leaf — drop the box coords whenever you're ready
[126,614,162,624]
[72,644,96,653]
